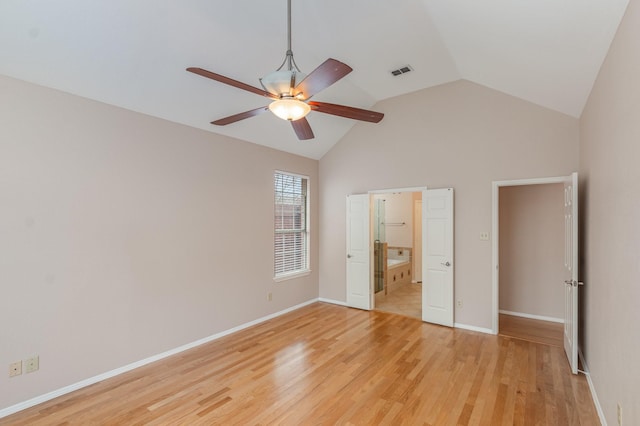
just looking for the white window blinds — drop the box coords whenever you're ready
[274,171,309,277]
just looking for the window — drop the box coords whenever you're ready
[274,171,309,279]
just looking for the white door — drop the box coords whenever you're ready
[413,200,423,282]
[422,188,454,326]
[563,172,579,374]
[346,194,371,310]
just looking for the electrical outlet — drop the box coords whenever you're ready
[268,292,273,302]
[457,299,463,308]
[25,356,39,373]
[480,232,490,241]
[9,361,22,377]
[617,402,622,425]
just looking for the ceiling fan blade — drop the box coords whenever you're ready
[294,59,352,100]
[211,106,269,126]
[308,101,384,123]
[187,67,277,99]
[291,118,314,140]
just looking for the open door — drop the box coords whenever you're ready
[563,172,580,374]
[346,194,371,310]
[422,188,454,326]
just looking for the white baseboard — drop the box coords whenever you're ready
[0,298,319,419]
[321,299,495,336]
[318,297,349,307]
[322,300,496,337]
[578,349,606,426]
[499,310,564,324]
[454,323,494,335]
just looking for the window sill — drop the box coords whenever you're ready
[273,270,311,283]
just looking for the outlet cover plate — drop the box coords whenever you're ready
[25,356,39,373]
[9,361,22,377]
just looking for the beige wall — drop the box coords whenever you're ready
[498,184,564,320]
[0,75,318,410]
[319,80,579,329]
[580,0,640,423]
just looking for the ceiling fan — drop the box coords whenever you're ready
[186,0,384,141]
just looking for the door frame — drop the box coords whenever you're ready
[491,176,567,334]
[412,199,423,283]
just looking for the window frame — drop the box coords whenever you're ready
[273,170,311,281]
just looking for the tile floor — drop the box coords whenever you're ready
[374,282,421,319]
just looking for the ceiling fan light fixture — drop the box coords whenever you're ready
[187,0,383,139]
[260,70,306,97]
[269,98,311,121]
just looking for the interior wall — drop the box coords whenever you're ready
[0,75,319,411]
[579,0,640,423]
[498,184,564,320]
[319,80,579,329]
[372,192,413,247]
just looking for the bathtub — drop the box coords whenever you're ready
[386,247,411,292]
[388,258,409,267]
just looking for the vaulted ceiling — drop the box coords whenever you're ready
[0,0,628,159]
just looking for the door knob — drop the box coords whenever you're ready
[347,254,352,259]
[441,261,451,267]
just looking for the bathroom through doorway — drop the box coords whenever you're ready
[346,187,454,326]
[372,191,422,319]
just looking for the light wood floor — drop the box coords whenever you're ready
[499,314,564,347]
[375,282,421,319]
[1,303,598,425]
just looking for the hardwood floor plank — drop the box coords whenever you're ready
[499,313,563,347]
[0,303,599,425]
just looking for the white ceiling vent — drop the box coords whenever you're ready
[391,65,413,76]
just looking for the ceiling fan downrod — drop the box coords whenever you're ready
[260,0,304,98]
[282,0,300,73]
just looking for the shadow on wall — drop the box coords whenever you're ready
[578,177,588,355]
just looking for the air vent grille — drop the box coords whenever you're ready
[391,65,413,76]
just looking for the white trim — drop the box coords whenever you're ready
[326,299,492,335]
[273,270,311,282]
[0,298,319,419]
[492,182,499,334]
[454,323,494,335]
[318,297,349,307]
[492,175,569,334]
[579,349,606,426]
[499,310,564,324]
[368,186,427,194]
[493,176,568,187]
[273,169,310,180]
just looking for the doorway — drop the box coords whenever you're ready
[493,177,566,334]
[372,191,422,319]
[346,187,454,327]
[492,173,580,373]
[497,183,565,345]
